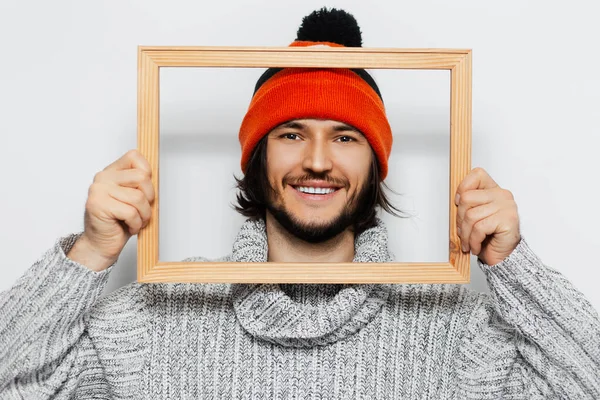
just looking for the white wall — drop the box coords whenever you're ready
[1,0,598,312]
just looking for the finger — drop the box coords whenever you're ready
[457,188,497,224]
[107,185,152,228]
[102,192,145,235]
[455,167,499,202]
[469,212,501,255]
[96,169,155,204]
[459,201,501,252]
[113,170,156,204]
[103,149,153,176]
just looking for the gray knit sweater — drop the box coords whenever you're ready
[1,217,599,399]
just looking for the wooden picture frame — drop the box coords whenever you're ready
[137,46,472,284]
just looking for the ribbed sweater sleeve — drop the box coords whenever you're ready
[456,237,600,399]
[0,231,115,398]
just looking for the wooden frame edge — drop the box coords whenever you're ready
[137,46,472,284]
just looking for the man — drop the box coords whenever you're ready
[1,7,599,399]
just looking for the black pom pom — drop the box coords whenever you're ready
[296,7,362,47]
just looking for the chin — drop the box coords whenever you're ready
[267,203,355,243]
[294,214,339,229]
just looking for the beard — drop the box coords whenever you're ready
[264,179,372,244]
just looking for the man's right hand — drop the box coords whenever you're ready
[67,149,155,272]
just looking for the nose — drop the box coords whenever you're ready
[302,136,333,174]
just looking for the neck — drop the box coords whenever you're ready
[265,212,355,263]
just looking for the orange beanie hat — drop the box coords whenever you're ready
[238,8,393,180]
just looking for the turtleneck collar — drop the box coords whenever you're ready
[230,217,393,348]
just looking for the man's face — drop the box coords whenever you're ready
[264,118,373,243]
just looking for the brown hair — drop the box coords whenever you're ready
[231,135,410,236]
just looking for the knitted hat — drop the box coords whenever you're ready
[238,7,393,180]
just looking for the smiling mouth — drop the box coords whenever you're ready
[289,185,343,202]
[291,185,341,195]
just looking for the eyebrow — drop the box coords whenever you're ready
[278,121,362,134]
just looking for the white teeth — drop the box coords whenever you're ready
[297,186,336,195]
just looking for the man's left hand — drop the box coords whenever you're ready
[455,167,521,266]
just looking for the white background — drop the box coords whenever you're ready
[0,0,598,313]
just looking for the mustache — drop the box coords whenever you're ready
[283,173,349,189]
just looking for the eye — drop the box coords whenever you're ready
[280,133,300,140]
[336,135,355,143]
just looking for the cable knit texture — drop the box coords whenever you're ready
[231,218,392,348]
[1,217,599,399]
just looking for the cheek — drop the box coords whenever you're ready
[266,142,301,174]
[335,150,372,184]
[265,145,297,194]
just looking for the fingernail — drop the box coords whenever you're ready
[455,193,460,205]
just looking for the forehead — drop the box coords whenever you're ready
[274,119,361,133]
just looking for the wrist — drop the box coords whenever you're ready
[67,235,117,272]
